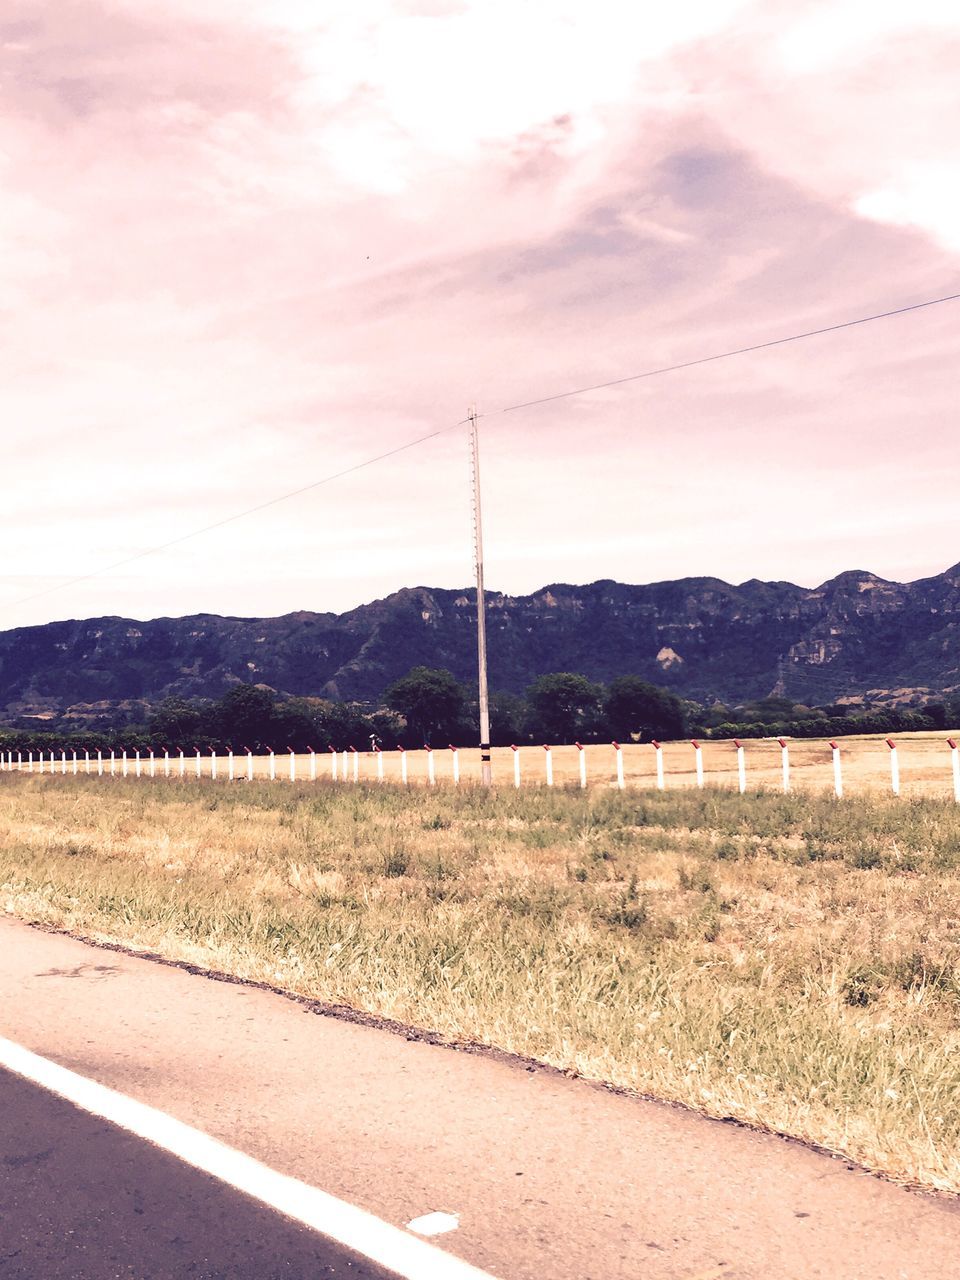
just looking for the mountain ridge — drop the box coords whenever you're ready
[2,563,958,721]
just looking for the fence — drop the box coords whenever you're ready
[1,733,959,799]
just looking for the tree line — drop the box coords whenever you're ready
[0,674,952,755]
[0,670,685,753]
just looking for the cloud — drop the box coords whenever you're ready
[0,1,957,630]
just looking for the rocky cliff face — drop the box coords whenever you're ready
[2,564,958,720]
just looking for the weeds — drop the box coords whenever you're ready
[3,774,960,1190]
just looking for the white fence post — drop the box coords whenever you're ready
[194,748,201,780]
[543,744,553,787]
[351,746,359,783]
[426,746,435,786]
[135,749,142,779]
[778,737,790,792]
[72,750,78,776]
[340,749,348,780]
[268,749,276,781]
[692,740,704,788]
[399,746,408,785]
[288,748,296,783]
[61,749,67,776]
[450,745,460,785]
[149,749,155,778]
[949,738,959,802]
[576,741,587,789]
[830,740,843,799]
[613,741,624,790]
[210,749,217,781]
[109,750,116,778]
[122,749,128,778]
[653,740,664,791]
[163,748,170,778]
[886,737,900,796]
[329,746,338,781]
[227,749,234,781]
[511,744,521,788]
[735,739,746,794]
[246,749,254,782]
[28,751,34,773]
[179,749,186,779]
[97,749,103,777]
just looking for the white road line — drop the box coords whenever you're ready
[0,1036,499,1280]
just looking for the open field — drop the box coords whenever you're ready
[2,774,960,1192]
[11,729,960,797]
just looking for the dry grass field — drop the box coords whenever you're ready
[52,729,959,796]
[2,772,960,1193]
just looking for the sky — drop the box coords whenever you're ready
[2,0,959,629]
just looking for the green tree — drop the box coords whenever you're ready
[211,684,281,750]
[314,700,376,751]
[603,676,685,742]
[489,691,526,746]
[272,697,317,752]
[385,667,468,746]
[148,698,204,748]
[525,673,604,743]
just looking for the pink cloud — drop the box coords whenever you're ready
[0,1,958,630]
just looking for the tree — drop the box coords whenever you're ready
[211,684,281,750]
[148,697,204,748]
[315,700,379,751]
[271,697,317,752]
[525,673,604,743]
[489,691,526,746]
[603,676,685,742]
[385,667,468,746]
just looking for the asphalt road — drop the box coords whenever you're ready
[2,916,960,1279]
[0,1066,394,1279]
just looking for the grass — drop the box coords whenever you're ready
[2,773,960,1192]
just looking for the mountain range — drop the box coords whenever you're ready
[2,563,959,723]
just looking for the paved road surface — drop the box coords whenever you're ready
[0,1066,393,1278]
[2,916,958,1279]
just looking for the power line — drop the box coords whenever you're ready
[3,418,468,613]
[495,290,960,414]
[3,287,958,617]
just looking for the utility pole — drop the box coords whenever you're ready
[468,406,492,785]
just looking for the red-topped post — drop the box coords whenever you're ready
[886,738,900,796]
[777,738,790,793]
[691,740,703,788]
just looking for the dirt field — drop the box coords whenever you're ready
[25,730,957,797]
